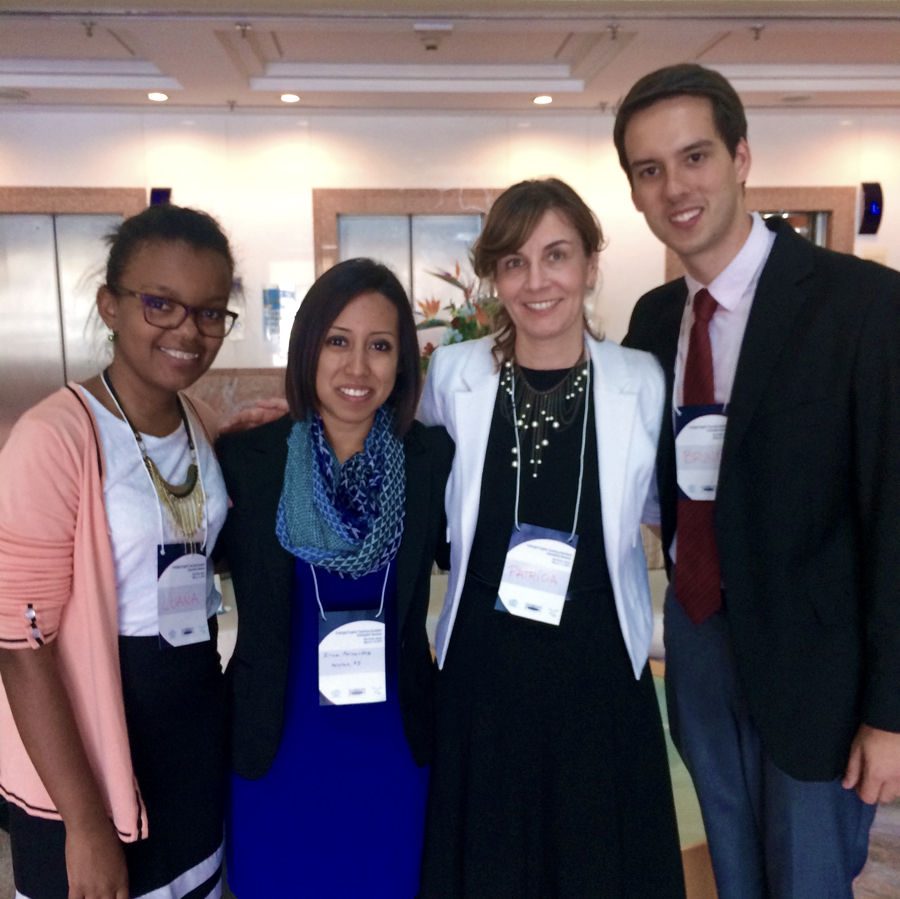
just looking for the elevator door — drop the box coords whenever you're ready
[0,213,119,447]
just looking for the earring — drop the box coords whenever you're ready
[107,330,118,343]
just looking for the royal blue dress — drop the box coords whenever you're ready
[226,560,429,898]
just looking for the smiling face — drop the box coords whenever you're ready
[624,94,752,284]
[98,238,232,408]
[314,290,399,462]
[493,208,597,368]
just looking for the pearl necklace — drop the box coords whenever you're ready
[500,358,589,478]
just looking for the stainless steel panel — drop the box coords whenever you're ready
[0,214,64,447]
[56,214,120,384]
[411,214,481,304]
[0,213,122,449]
[338,215,411,295]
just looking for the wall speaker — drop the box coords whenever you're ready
[150,187,172,206]
[859,182,883,235]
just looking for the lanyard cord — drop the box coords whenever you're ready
[100,368,208,551]
[510,358,591,543]
[310,560,390,622]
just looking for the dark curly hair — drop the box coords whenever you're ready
[104,203,235,290]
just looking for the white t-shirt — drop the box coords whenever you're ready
[80,387,227,637]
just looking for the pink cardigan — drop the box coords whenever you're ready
[0,385,216,841]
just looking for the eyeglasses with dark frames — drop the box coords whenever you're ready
[113,286,238,338]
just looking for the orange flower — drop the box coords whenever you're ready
[416,298,442,319]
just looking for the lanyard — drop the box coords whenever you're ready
[101,369,209,551]
[310,561,390,621]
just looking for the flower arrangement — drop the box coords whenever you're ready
[415,263,496,371]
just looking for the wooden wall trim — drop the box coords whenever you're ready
[664,185,857,281]
[313,187,502,277]
[0,187,146,217]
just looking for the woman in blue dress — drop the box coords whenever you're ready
[217,258,452,897]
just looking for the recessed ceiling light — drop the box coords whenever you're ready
[148,91,168,102]
[281,93,301,103]
[533,95,553,106]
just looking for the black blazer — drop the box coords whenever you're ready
[625,217,900,780]
[216,416,452,778]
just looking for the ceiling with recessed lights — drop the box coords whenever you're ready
[1,0,898,112]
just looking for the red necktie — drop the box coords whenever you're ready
[675,288,722,623]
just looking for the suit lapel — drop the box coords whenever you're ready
[253,421,292,498]
[649,284,685,555]
[248,418,295,599]
[654,285,685,392]
[396,430,428,635]
[721,222,815,479]
[590,342,639,558]
[453,345,501,563]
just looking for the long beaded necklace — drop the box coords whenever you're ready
[499,358,589,478]
[101,369,205,540]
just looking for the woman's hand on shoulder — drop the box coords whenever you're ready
[64,816,129,898]
[218,398,289,434]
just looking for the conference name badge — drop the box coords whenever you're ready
[675,404,727,502]
[318,610,386,706]
[157,544,210,647]
[495,523,577,627]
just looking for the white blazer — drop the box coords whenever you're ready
[419,335,664,678]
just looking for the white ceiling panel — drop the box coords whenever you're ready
[0,1,897,111]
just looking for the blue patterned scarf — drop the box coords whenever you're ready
[276,407,405,577]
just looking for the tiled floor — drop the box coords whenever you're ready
[0,805,898,898]
[856,801,900,899]
[1,579,898,898]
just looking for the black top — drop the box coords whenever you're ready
[216,416,453,775]
[420,368,685,898]
[624,217,900,779]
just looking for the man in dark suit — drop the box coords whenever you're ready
[616,63,900,897]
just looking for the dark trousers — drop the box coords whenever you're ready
[663,583,875,899]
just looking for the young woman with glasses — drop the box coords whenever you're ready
[0,204,238,898]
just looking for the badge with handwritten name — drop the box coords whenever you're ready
[318,611,386,706]
[157,544,210,647]
[495,523,577,627]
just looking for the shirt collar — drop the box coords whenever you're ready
[684,212,771,312]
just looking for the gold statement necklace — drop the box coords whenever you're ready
[102,369,205,540]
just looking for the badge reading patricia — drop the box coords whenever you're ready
[495,523,577,627]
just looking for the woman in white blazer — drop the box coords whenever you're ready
[418,178,684,898]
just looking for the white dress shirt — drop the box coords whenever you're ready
[675,212,776,407]
[670,212,776,562]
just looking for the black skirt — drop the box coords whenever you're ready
[8,620,226,899]
[420,371,684,898]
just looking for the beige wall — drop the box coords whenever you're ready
[3,106,898,367]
